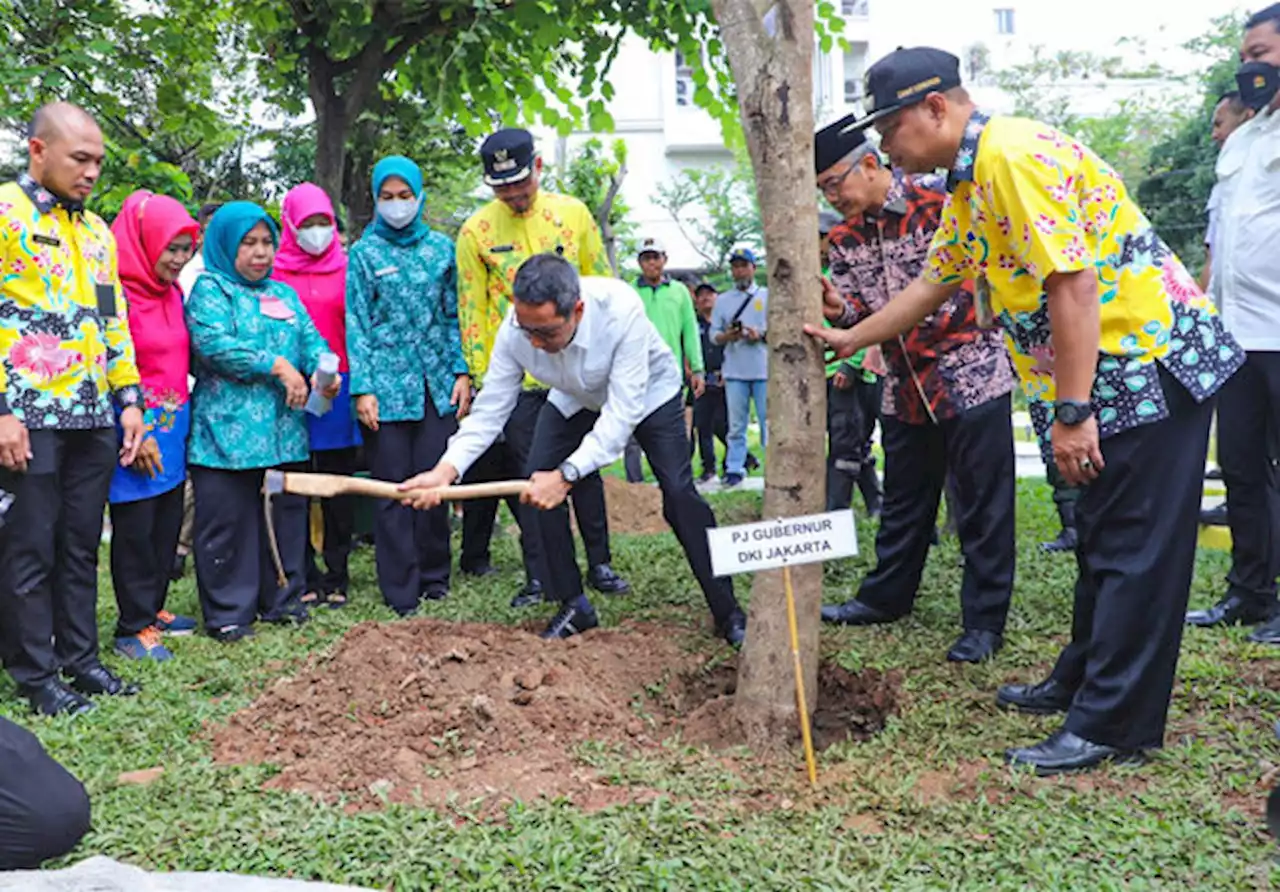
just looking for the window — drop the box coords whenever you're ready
[994,7,1015,34]
[841,0,869,15]
[843,43,868,106]
[675,51,694,107]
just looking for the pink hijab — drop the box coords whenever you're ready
[272,183,350,369]
[111,191,200,403]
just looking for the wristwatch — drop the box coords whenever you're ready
[1054,399,1093,426]
[558,461,581,485]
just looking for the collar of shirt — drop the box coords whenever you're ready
[733,281,759,296]
[945,109,993,193]
[863,170,910,222]
[636,275,671,289]
[18,173,84,216]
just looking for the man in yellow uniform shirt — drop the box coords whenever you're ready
[809,48,1245,774]
[0,103,146,716]
[455,128,629,607]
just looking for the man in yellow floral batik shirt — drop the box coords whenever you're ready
[809,48,1246,775]
[0,103,146,716]
[454,128,629,608]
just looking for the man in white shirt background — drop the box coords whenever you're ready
[400,253,746,646]
[1187,16,1280,639]
[712,248,769,487]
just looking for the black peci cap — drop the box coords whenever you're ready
[480,128,536,187]
[843,46,963,133]
[815,113,867,174]
[1236,61,1280,111]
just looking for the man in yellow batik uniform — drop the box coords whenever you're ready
[0,103,146,716]
[455,128,629,608]
[810,48,1246,774]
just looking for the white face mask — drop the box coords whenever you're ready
[296,224,335,256]
[377,196,422,230]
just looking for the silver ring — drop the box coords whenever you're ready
[1079,458,1093,470]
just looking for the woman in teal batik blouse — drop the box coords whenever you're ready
[186,202,339,643]
[346,156,472,616]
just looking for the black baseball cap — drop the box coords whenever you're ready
[843,47,963,133]
[1236,61,1280,111]
[694,281,717,295]
[480,128,536,186]
[815,113,867,173]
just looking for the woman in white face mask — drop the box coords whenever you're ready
[272,182,360,609]
[344,155,473,616]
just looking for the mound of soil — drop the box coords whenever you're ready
[599,476,667,535]
[210,619,899,814]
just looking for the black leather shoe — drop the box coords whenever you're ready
[996,678,1075,715]
[510,580,545,609]
[1005,729,1144,775]
[22,680,94,717]
[262,607,310,626]
[540,602,600,640]
[947,629,1003,663]
[820,599,897,626]
[1040,527,1078,553]
[1248,614,1280,645]
[1206,467,1223,481]
[1199,504,1228,526]
[69,665,140,698]
[210,624,256,643]
[717,609,747,648]
[1186,594,1275,628]
[461,563,500,578]
[421,586,450,603]
[587,564,631,595]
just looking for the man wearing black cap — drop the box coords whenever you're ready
[455,128,630,607]
[808,47,1244,773]
[812,113,1018,664]
[1190,11,1280,643]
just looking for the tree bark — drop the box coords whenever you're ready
[709,0,825,749]
[597,161,627,276]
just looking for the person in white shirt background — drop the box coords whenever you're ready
[1187,16,1280,641]
[400,253,747,646]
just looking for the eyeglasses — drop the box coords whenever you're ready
[514,317,573,341]
[817,165,855,197]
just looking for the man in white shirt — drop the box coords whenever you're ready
[1188,17,1280,639]
[401,253,746,645]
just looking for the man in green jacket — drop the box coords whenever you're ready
[625,237,706,481]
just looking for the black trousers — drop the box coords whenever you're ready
[1051,369,1214,750]
[0,428,115,687]
[692,384,728,477]
[109,484,185,637]
[305,447,358,595]
[191,463,308,629]
[826,377,870,511]
[854,377,883,512]
[624,436,646,483]
[1218,351,1280,608]
[461,388,611,576]
[528,395,739,625]
[363,396,456,611]
[461,390,547,583]
[856,393,1016,633]
[0,717,90,870]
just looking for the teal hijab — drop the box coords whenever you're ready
[203,201,280,288]
[370,155,428,246]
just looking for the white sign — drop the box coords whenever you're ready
[708,510,858,577]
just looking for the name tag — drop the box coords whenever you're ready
[374,266,399,278]
[95,283,116,318]
[33,234,61,248]
[489,244,515,254]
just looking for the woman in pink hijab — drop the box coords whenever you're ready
[272,183,360,608]
[108,191,202,661]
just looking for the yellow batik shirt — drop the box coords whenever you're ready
[456,190,610,388]
[0,176,140,429]
[923,112,1244,463]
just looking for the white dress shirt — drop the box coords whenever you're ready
[1213,109,1280,350]
[441,276,684,477]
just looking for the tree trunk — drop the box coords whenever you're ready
[313,89,348,212]
[597,162,627,277]
[710,0,825,749]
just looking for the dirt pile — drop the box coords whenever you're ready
[598,476,668,535]
[210,619,899,813]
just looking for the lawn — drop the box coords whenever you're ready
[9,480,1279,890]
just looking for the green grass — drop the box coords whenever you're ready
[10,480,1279,889]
